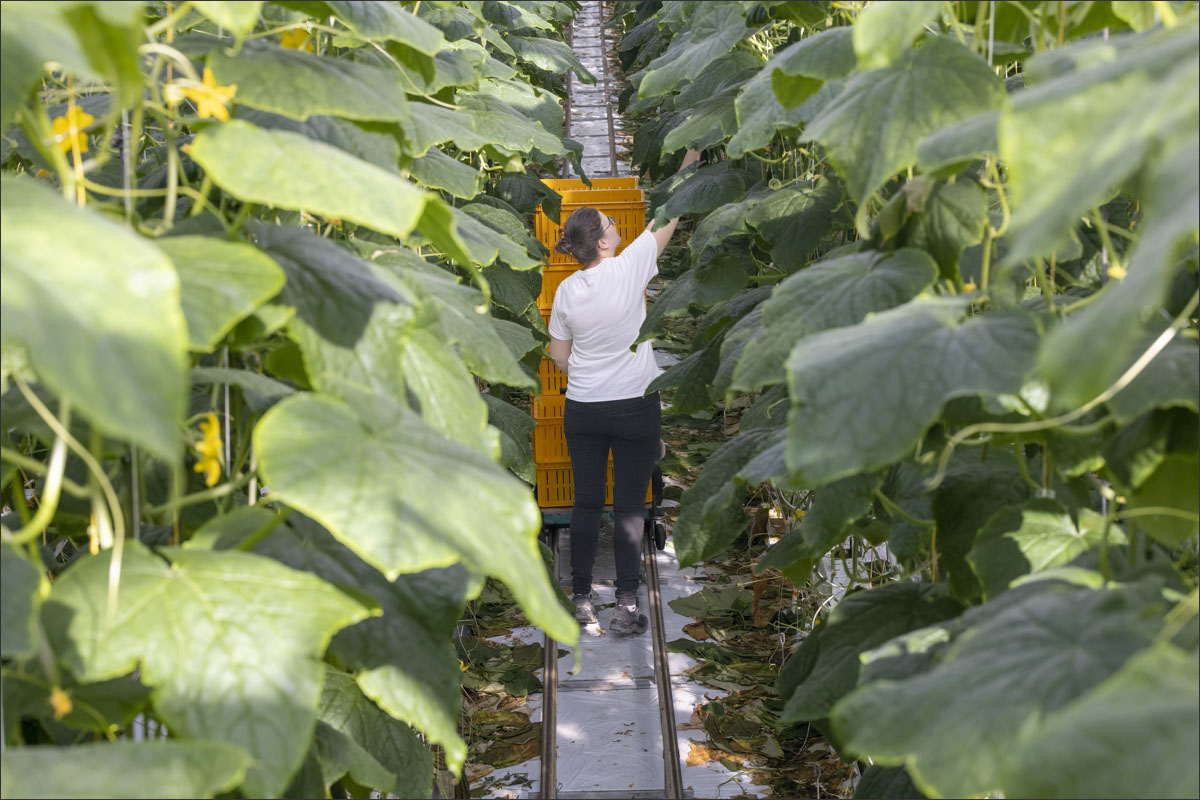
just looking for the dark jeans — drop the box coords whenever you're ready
[564,392,661,601]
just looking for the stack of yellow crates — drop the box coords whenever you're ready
[531,176,652,507]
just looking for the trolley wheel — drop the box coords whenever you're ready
[654,520,667,551]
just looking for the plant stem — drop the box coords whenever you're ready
[148,472,254,515]
[13,376,125,548]
[7,417,69,546]
[0,447,89,498]
[874,489,935,527]
[927,290,1200,490]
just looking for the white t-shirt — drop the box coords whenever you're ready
[548,229,660,402]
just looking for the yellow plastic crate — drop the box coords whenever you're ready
[536,186,646,268]
[542,176,639,192]
[538,266,576,310]
[532,393,565,420]
[534,419,570,463]
[537,357,567,396]
[531,177,652,509]
[535,462,652,507]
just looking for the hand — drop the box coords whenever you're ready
[679,149,702,171]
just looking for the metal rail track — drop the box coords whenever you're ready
[538,523,684,800]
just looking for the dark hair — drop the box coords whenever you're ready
[554,207,605,266]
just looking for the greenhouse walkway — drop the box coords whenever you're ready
[474,4,768,798]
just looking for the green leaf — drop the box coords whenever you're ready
[999,24,1198,264]
[309,720,396,796]
[900,178,988,281]
[651,165,747,227]
[734,249,938,393]
[235,108,401,172]
[745,176,846,271]
[59,2,144,112]
[853,0,940,70]
[1112,0,1160,32]
[673,429,778,566]
[0,3,91,131]
[2,673,152,736]
[639,4,749,98]
[1004,642,1199,799]
[192,1,264,38]
[0,175,187,461]
[1,541,40,659]
[831,580,1164,799]
[802,36,1005,233]
[404,101,566,157]
[324,0,445,53]
[729,67,841,159]
[1107,335,1200,424]
[185,505,281,551]
[801,472,888,561]
[853,765,925,800]
[916,111,997,173]
[967,499,1109,600]
[759,473,885,585]
[451,204,540,270]
[254,393,577,643]
[662,80,744,154]
[399,324,493,452]
[688,199,759,260]
[42,542,371,798]
[1037,130,1198,411]
[786,300,1040,488]
[157,236,285,352]
[208,42,411,122]
[479,76,562,136]
[484,394,536,484]
[931,449,1033,600]
[251,515,476,774]
[495,172,562,219]
[1127,454,1200,547]
[191,121,428,240]
[377,251,538,388]
[769,26,856,108]
[320,668,433,798]
[0,740,252,799]
[253,223,416,403]
[190,366,296,413]
[638,254,750,345]
[649,339,723,415]
[408,149,483,198]
[780,583,961,722]
[509,34,595,83]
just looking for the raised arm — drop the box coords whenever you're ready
[649,149,703,256]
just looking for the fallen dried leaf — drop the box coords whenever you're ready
[686,741,726,767]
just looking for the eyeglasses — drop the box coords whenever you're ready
[600,215,616,233]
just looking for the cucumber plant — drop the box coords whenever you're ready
[614,1,1198,797]
[0,1,593,797]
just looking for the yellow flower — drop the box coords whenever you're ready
[49,687,73,720]
[963,281,977,292]
[51,106,94,154]
[1107,264,1127,280]
[279,29,314,52]
[35,168,51,178]
[193,412,223,487]
[180,67,237,121]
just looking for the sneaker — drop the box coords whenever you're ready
[573,594,598,624]
[609,602,648,635]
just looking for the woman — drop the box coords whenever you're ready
[548,148,702,635]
